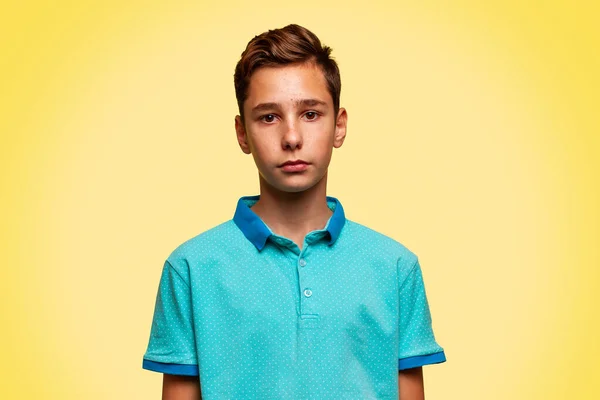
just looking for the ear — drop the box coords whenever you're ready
[333,107,347,148]
[235,115,252,154]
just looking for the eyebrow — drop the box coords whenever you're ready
[251,99,328,113]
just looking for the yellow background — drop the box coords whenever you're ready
[1,1,598,399]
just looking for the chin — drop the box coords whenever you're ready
[271,182,315,193]
[281,186,315,194]
[259,168,327,194]
[271,176,326,194]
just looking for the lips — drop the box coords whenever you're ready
[280,159,309,172]
[280,159,308,167]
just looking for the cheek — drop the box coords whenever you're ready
[249,136,278,163]
[308,125,335,147]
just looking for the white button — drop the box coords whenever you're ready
[303,289,312,297]
[299,258,307,267]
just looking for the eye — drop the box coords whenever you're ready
[304,111,319,121]
[260,114,277,123]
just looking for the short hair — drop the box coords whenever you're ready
[234,24,341,122]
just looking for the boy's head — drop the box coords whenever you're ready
[234,24,341,123]
[233,24,347,195]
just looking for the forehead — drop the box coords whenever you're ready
[245,62,332,109]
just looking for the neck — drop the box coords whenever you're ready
[250,172,333,243]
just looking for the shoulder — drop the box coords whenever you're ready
[343,219,419,270]
[164,219,240,270]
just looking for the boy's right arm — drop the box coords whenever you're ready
[162,374,202,400]
[143,259,201,398]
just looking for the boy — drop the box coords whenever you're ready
[142,24,446,399]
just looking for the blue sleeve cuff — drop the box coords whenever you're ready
[398,350,446,370]
[142,359,199,376]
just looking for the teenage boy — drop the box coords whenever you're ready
[142,23,446,399]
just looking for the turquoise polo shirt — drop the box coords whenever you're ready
[142,195,446,399]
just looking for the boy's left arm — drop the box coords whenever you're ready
[396,256,446,399]
[398,367,424,400]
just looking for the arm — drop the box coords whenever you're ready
[162,374,202,400]
[142,260,201,398]
[397,257,446,399]
[398,367,424,400]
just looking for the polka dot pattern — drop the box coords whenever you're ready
[142,195,445,399]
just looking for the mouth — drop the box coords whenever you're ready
[279,159,310,172]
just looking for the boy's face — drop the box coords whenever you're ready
[235,62,347,194]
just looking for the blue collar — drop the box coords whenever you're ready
[233,195,346,251]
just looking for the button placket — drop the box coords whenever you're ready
[297,249,315,315]
[296,234,326,328]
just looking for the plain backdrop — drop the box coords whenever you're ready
[1,1,599,399]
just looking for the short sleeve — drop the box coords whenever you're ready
[397,258,446,370]
[142,259,199,376]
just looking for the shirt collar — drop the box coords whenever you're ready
[233,195,346,251]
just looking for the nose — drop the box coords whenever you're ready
[281,119,302,150]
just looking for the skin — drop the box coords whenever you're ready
[162,374,201,400]
[163,61,425,399]
[399,366,425,399]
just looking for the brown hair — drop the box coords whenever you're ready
[234,24,341,122]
